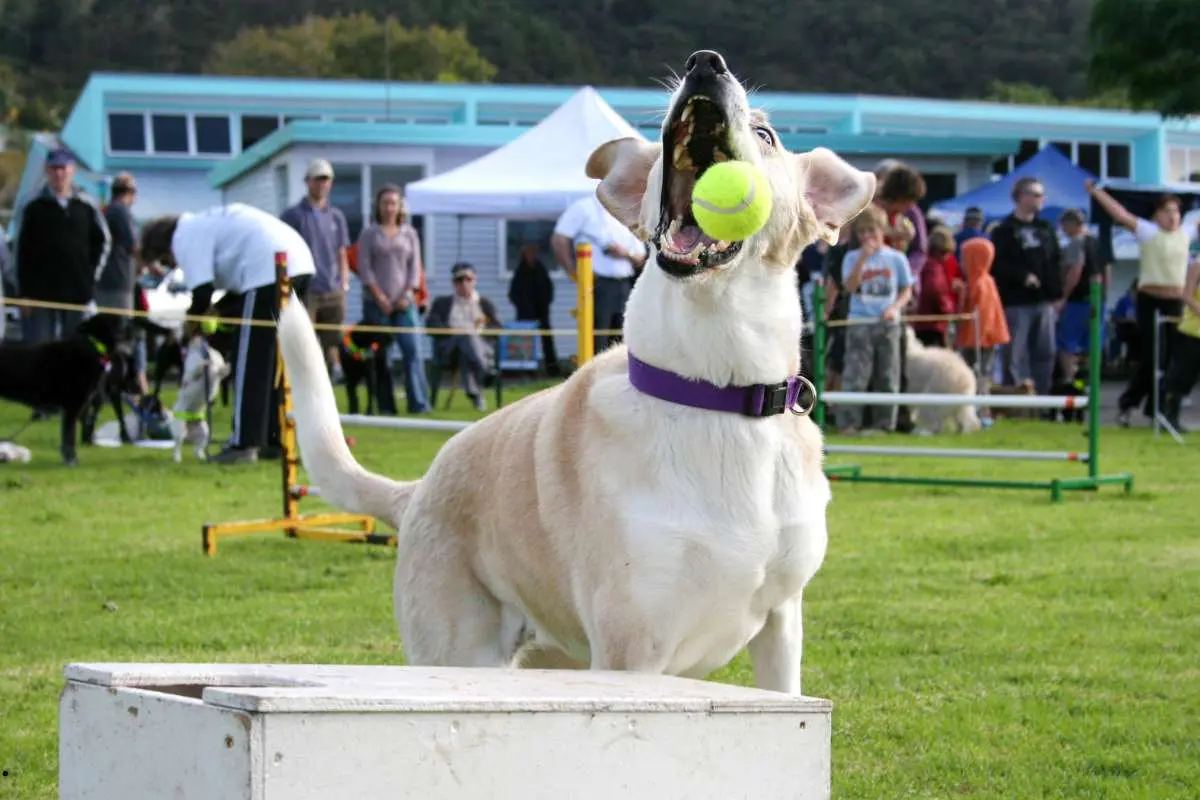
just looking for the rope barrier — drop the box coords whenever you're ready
[2,296,624,338]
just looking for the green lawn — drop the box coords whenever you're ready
[1,382,1197,799]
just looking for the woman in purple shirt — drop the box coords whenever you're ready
[356,185,431,414]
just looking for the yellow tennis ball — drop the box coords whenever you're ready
[691,161,773,242]
[201,319,219,335]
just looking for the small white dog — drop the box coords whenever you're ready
[277,50,876,694]
[904,326,982,434]
[171,336,229,463]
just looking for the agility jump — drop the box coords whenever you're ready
[811,278,1135,501]
[201,244,599,554]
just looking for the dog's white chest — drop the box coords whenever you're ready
[609,412,829,676]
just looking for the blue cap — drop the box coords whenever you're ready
[46,148,74,167]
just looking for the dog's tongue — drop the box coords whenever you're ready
[670,224,710,252]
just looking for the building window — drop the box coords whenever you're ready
[1050,141,1073,159]
[329,163,364,240]
[1077,142,1103,177]
[151,114,189,153]
[505,220,560,275]
[918,174,959,212]
[1169,148,1188,182]
[108,113,146,153]
[1166,146,1200,183]
[1107,144,1132,180]
[195,115,232,154]
[284,115,322,125]
[241,115,281,150]
[1015,139,1040,167]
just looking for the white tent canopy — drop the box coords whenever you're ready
[404,86,648,219]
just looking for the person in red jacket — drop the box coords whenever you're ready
[912,227,959,347]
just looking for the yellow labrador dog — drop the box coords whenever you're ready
[277,50,875,694]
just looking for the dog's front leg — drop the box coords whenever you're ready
[112,388,133,444]
[748,594,804,695]
[61,409,80,466]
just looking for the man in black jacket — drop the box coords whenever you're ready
[15,148,111,343]
[508,243,559,376]
[989,177,1063,395]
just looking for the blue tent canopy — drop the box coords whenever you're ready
[929,146,1096,224]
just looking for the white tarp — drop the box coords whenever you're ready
[404,86,648,219]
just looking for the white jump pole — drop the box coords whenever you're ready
[285,412,472,433]
[822,391,1088,409]
[825,444,1087,462]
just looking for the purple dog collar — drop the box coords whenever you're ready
[627,353,816,418]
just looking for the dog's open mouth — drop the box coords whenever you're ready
[655,95,744,276]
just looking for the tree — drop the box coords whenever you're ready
[1089,0,1200,116]
[205,13,496,84]
[984,80,1130,111]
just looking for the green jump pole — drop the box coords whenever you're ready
[812,280,827,429]
[1087,276,1102,480]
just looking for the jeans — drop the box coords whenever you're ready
[362,302,430,414]
[24,307,86,343]
[1002,303,1056,395]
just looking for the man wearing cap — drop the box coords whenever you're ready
[281,159,350,382]
[14,147,111,343]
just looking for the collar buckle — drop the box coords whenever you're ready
[747,381,790,417]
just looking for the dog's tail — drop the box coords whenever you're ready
[276,298,417,526]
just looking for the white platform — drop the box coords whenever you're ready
[60,663,832,800]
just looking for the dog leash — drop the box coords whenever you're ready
[202,340,214,460]
[2,414,39,444]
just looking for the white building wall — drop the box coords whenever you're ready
[131,169,222,222]
[220,160,281,214]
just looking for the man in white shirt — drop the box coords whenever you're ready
[551,194,647,355]
[139,203,316,464]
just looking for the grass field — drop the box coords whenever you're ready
[1,381,1197,799]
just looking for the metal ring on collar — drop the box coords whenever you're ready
[789,375,818,417]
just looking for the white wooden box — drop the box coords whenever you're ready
[60,663,832,800]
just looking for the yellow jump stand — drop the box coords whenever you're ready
[201,253,389,555]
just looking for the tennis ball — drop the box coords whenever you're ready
[691,161,773,242]
[201,319,219,335]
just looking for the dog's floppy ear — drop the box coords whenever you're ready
[586,137,662,239]
[794,147,877,245]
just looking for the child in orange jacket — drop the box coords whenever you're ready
[955,237,1010,396]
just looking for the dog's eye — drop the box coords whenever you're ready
[754,126,775,146]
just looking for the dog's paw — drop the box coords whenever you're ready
[61,454,79,467]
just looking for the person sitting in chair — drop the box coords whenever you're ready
[426,262,501,412]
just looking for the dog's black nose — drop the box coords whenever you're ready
[685,50,728,77]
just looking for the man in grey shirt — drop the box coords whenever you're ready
[281,159,350,380]
[95,173,139,313]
